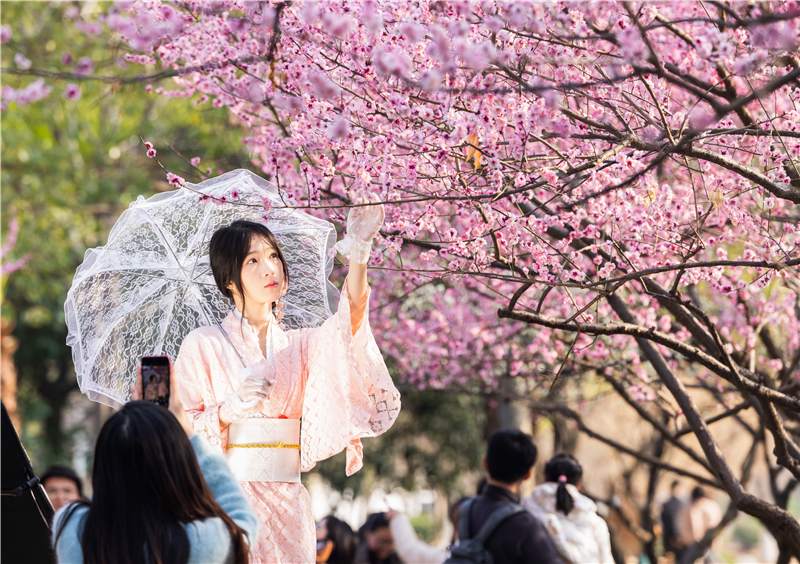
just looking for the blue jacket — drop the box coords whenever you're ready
[52,434,258,564]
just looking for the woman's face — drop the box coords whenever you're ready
[44,476,80,512]
[366,526,395,560]
[315,518,334,563]
[315,517,328,541]
[231,235,286,306]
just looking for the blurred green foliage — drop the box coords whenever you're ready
[410,512,442,544]
[732,516,760,551]
[1,1,248,468]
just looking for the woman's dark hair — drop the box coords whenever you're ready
[364,512,390,532]
[41,465,84,498]
[544,453,583,516]
[55,401,249,564]
[209,220,289,318]
[358,511,390,542]
[691,486,706,502]
[486,429,538,483]
[321,516,358,564]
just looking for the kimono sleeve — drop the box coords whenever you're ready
[299,282,400,475]
[174,331,225,450]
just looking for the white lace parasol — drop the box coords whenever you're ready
[65,169,338,409]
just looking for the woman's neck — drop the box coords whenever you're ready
[236,300,272,334]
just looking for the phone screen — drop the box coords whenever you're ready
[141,356,170,407]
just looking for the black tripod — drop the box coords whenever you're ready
[1,402,55,563]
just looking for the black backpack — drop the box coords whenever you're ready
[443,497,525,564]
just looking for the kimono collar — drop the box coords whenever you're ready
[227,308,281,364]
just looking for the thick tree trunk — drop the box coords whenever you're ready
[497,375,532,434]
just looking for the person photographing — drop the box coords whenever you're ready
[51,364,258,564]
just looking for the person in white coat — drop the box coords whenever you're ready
[383,498,468,564]
[522,454,613,564]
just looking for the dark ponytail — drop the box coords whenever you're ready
[544,453,583,516]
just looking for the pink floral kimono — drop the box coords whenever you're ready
[175,285,400,563]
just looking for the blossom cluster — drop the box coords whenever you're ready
[21,1,800,394]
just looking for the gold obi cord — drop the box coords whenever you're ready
[226,418,301,483]
[227,442,300,450]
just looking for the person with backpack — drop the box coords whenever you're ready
[446,430,563,564]
[522,454,613,563]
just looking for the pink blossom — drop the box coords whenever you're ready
[12,79,52,106]
[307,72,340,99]
[84,0,800,403]
[733,49,768,75]
[75,20,102,36]
[418,69,442,91]
[190,157,201,167]
[373,48,412,77]
[75,56,94,76]
[1,25,11,44]
[166,172,185,186]
[327,116,350,140]
[14,53,31,69]
[362,1,384,35]
[63,83,81,101]
[400,22,425,43]
[147,148,157,158]
[617,28,645,62]
[61,52,73,65]
[1,216,30,275]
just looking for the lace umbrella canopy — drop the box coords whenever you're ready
[65,169,338,409]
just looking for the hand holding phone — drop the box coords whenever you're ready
[141,356,171,406]
[130,356,195,437]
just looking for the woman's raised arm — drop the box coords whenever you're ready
[337,194,385,334]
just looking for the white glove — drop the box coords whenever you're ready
[334,193,385,264]
[220,362,276,424]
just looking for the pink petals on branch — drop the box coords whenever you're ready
[166,172,185,186]
[63,83,81,101]
[307,71,340,99]
[99,0,800,390]
[2,79,52,109]
[327,116,350,140]
[74,57,94,76]
[14,53,31,69]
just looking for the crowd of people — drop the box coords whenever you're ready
[47,379,623,564]
[44,389,724,564]
[43,399,726,564]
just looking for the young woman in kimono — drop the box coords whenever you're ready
[174,201,400,563]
